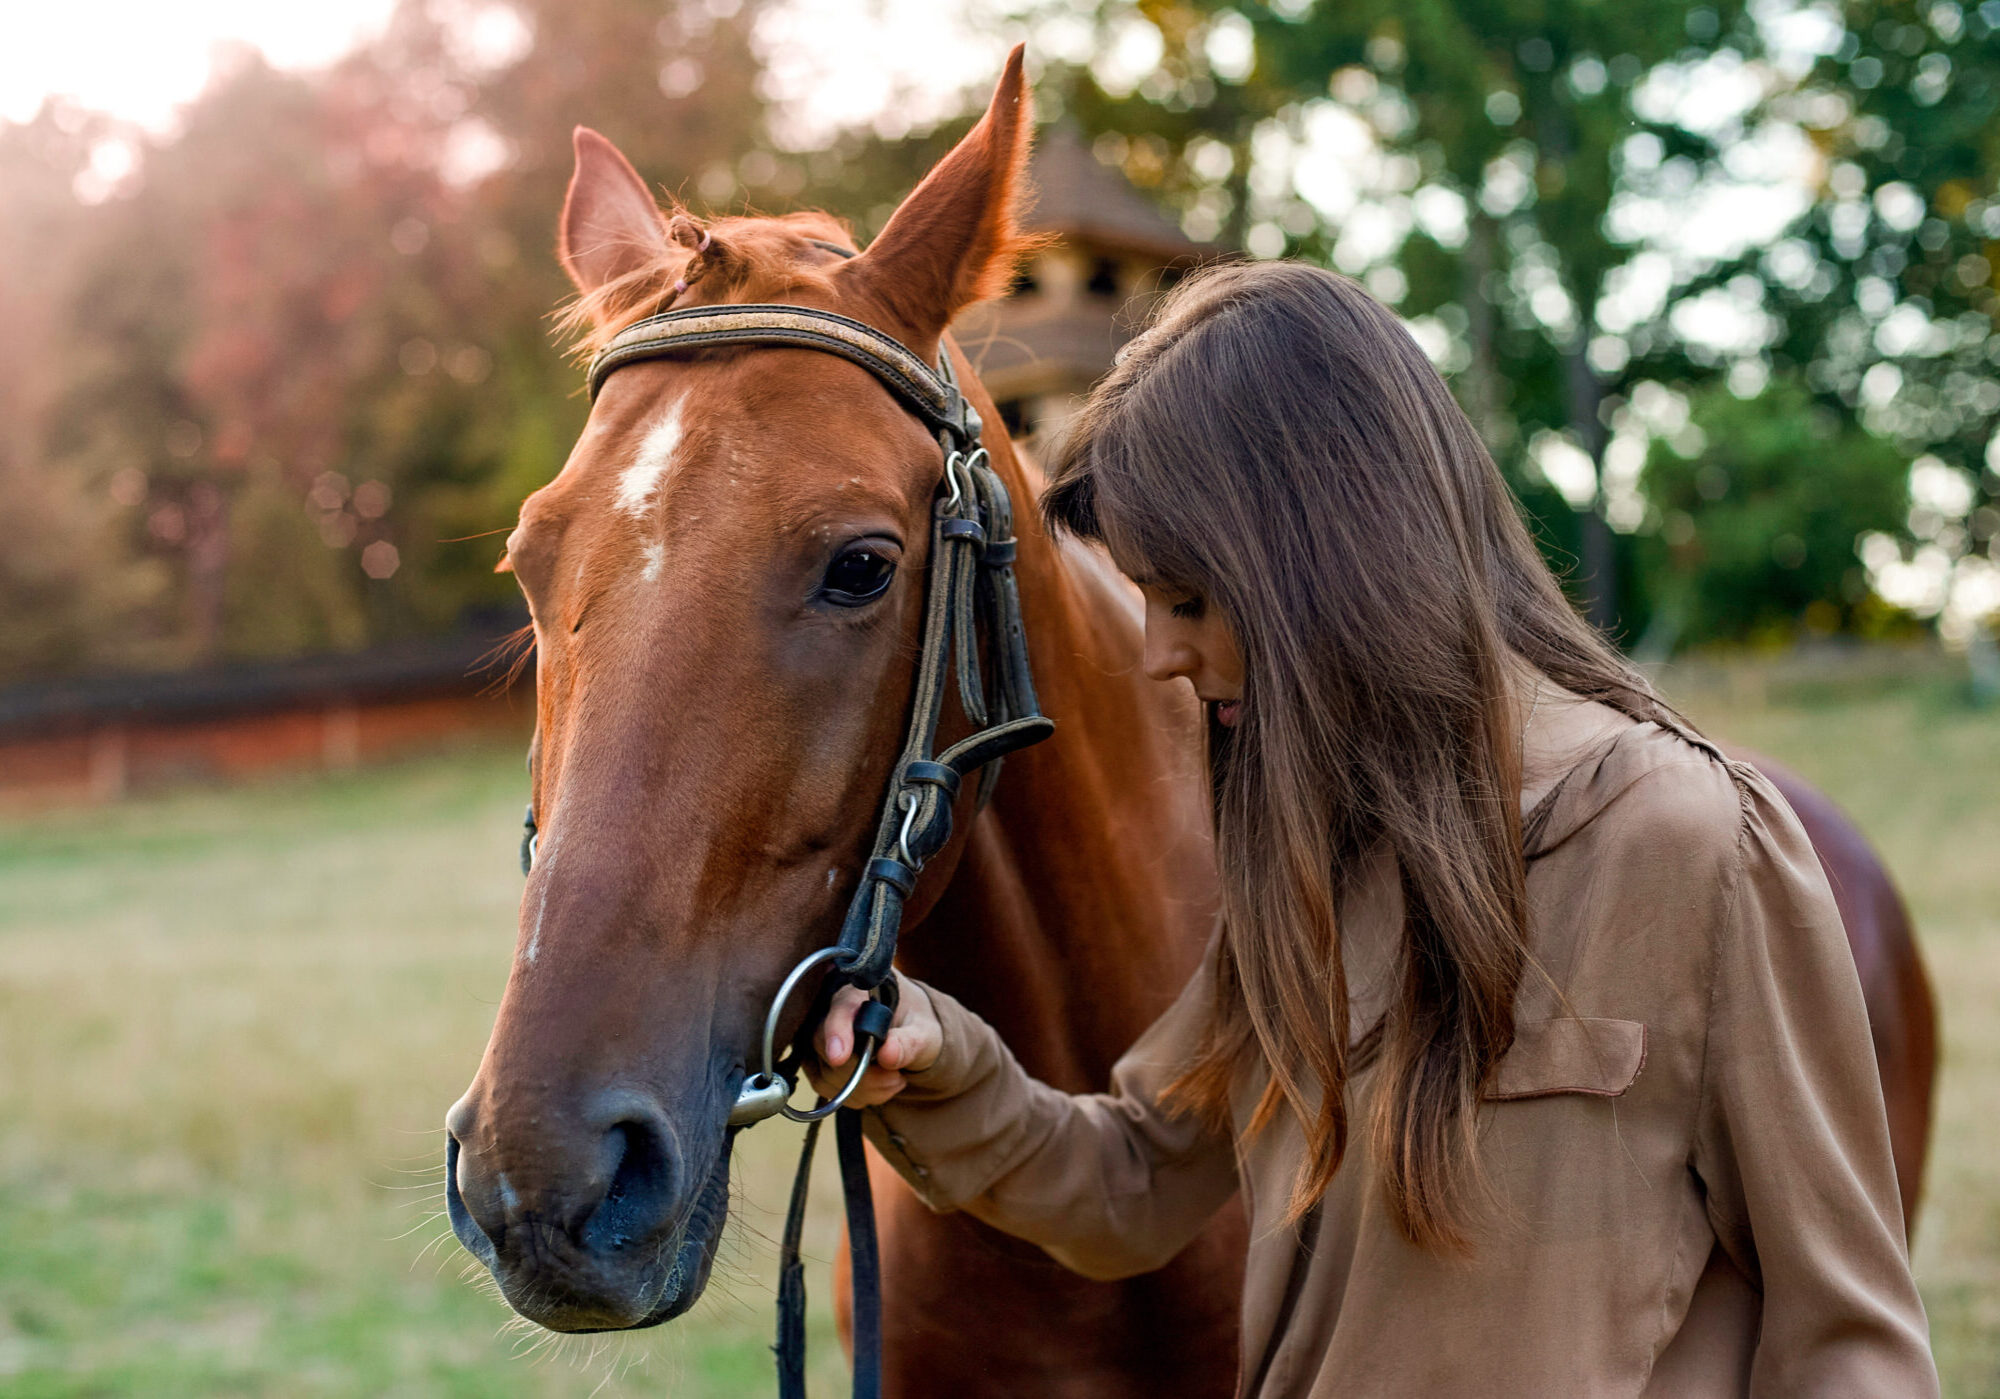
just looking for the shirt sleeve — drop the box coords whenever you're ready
[863,942,1240,1281]
[1692,765,1938,1396]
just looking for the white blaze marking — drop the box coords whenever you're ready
[524,838,556,965]
[640,541,665,583]
[616,401,685,518]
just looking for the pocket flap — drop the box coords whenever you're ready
[1486,1017,1647,1101]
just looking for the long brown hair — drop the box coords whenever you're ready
[1043,261,1669,1249]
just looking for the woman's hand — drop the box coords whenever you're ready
[806,973,942,1109]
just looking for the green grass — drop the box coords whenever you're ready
[0,741,850,1397]
[0,655,1995,1395]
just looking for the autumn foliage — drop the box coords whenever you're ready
[0,0,812,684]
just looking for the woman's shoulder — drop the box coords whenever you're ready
[1525,709,1842,1007]
[1524,702,1760,872]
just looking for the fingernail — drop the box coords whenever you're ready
[829,1037,845,1062]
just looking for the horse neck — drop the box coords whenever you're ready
[899,392,1219,1092]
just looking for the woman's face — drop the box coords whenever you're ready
[1134,582,1245,727]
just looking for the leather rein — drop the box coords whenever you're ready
[522,266,1053,1398]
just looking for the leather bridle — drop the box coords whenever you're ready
[521,265,1053,1398]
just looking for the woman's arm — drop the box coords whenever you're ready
[1693,768,1938,1396]
[811,949,1239,1281]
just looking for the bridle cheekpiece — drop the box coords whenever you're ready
[557,277,1054,1399]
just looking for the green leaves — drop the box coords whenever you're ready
[1041,0,1998,648]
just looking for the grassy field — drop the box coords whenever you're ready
[0,739,852,1397]
[0,653,1995,1395]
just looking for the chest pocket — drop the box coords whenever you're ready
[1483,1017,1647,1101]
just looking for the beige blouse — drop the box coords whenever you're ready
[864,703,1938,1396]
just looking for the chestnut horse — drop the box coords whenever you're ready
[446,50,1239,1395]
[444,49,1933,1396]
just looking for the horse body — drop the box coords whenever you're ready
[444,47,1932,1396]
[445,50,1241,1389]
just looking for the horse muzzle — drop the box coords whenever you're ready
[444,1085,733,1331]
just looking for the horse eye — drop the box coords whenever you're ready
[821,547,896,606]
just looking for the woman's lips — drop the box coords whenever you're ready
[1214,699,1242,728]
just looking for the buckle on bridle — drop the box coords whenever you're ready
[941,446,985,514]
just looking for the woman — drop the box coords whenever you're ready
[809,262,1936,1395]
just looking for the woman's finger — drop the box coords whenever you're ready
[817,984,870,1066]
[804,973,938,1107]
[873,977,940,1073]
[876,1020,932,1071]
[857,1063,908,1102]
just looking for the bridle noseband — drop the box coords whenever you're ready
[524,270,1053,1398]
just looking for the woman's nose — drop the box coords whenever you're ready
[1142,627,1199,686]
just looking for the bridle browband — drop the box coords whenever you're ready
[527,262,1053,1399]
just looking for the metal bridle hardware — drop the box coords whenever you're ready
[569,276,1054,1399]
[726,946,899,1127]
[895,793,922,870]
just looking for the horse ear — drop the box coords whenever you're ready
[559,127,668,298]
[847,45,1034,339]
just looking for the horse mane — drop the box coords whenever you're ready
[554,207,862,359]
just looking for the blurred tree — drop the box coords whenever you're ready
[1029,0,1783,637]
[1744,0,2000,650]
[51,45,474,665]
[0,106,174,677]
[1636,374,1910,646]
[0,0,789,683]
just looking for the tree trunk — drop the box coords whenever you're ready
[1563,340,1617,634]
[185,479,232,664]
[1462,217,1503,452]
[1528,90,1619,636]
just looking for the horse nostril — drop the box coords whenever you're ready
[582,1111,679,1254]
[445,1131,503,1267]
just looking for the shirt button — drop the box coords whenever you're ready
[887,1132,908,1149]
[912,1165,930,1180]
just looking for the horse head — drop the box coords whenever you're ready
[444,50,1038,1332]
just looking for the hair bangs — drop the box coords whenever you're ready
[1043,342,1230,600]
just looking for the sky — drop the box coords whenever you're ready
[0,0,403,129]
[0,0,996,137]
